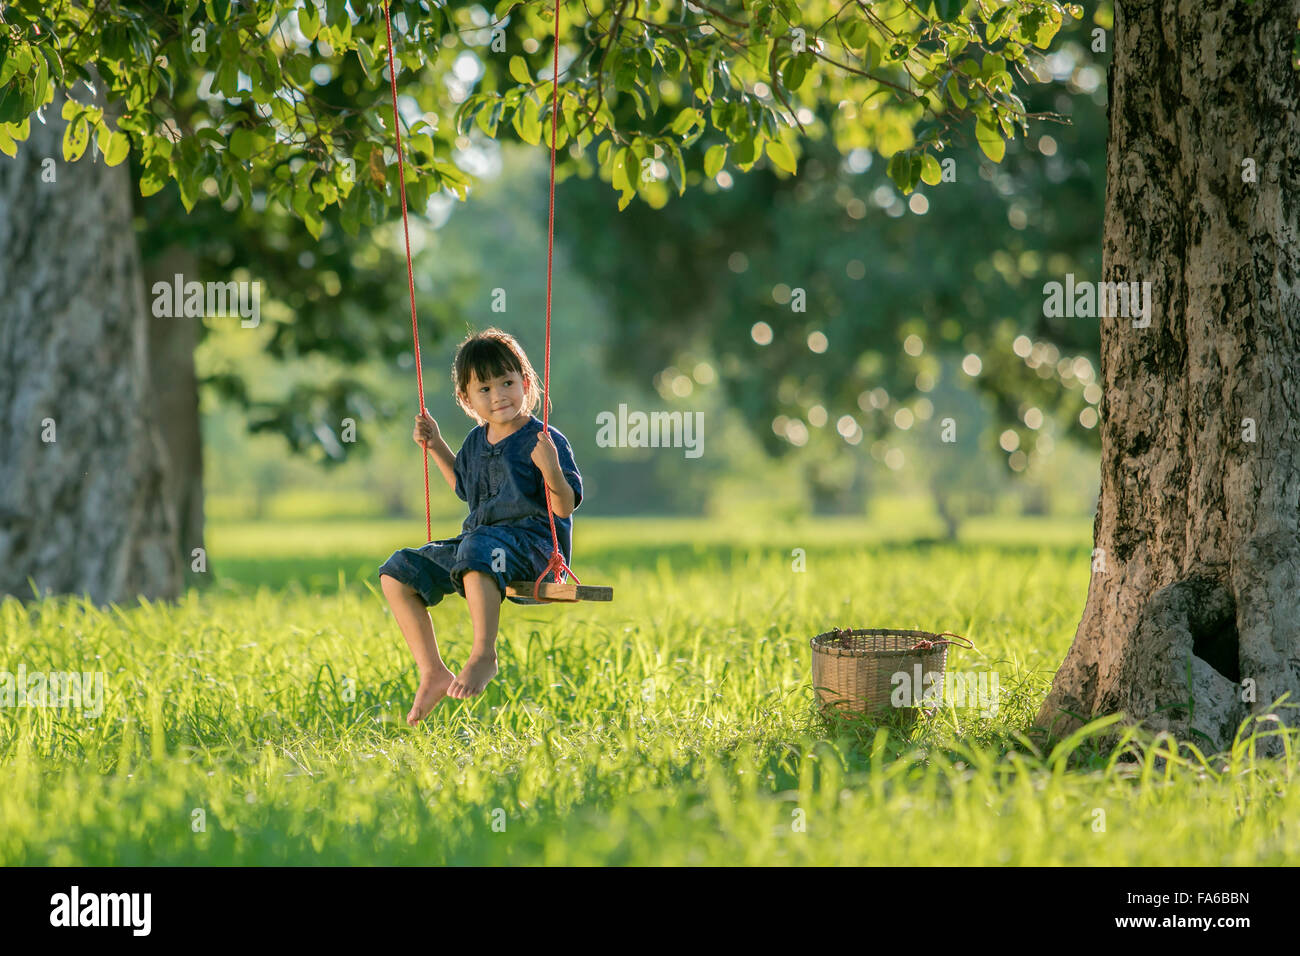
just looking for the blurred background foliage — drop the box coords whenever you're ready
[181,4,1110,535]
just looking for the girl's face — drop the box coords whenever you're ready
[464,366,527,425]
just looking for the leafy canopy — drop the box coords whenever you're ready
[0,0,1078,229]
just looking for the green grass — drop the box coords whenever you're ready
[1,514,1295,865]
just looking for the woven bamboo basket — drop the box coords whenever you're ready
[810,627,975,716]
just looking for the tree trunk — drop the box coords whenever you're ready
[144,247,206,586]
[0,95,181,603]
[1034,0,1300,757]
[930,485,961,541]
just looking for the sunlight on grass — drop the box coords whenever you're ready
[0,515,1294,864]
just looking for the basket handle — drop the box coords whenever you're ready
[910,631,975,651]
[829,627,975,651]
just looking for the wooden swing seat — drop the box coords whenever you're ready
[505,580,614,603]
[501,580,613,600]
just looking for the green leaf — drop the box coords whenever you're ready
[299,5,320,40]
[513,94,541,145]
[233,162,252,206]
[765,139,797,174]
[985,7,1012,44]
[140,169,167,197]
[935,0,963,19]
[229,128,254,159]
[917,69,943,90]
[615,57,636,93]
[920,152,941,185]
[670,107,702,136]
[433,159,469,186]
[627,87,647,120]
[476,98,504,137]
[863,39,882,73]
[215,59,239,96]
[1020,7,1063,49]
[286,53,312,86]
[841,19,871,49]
[944,74,967,109]
[32,46,49,109]
[313,175,339,207]
[303,208,323,239]
[782,53,808,92]
[883,149,915,192]
[704,142,727,178]
[665,140,686,195]
[259,48,283,90]
[509,55,531,85]
[177,171,198,212]
[976,117,1005,162]
[0,127,15,158]
[355,39,376,80]
[611,146,632,193]
[732,133,757,168]
[61,115,89,161]
[410,133,435,159]
[102,130,129,167]
[541,102,567,148]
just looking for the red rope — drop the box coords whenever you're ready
[532,0,580,602]
[382,0,431,543]
[382,0,578,598]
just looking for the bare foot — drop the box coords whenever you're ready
[407,666,456,726]
[447,653,498,699]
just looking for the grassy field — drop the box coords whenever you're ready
[1,513,1295,865]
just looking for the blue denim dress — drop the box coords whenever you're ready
[378,415,583,606]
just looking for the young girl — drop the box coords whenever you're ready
[378,328,583,725]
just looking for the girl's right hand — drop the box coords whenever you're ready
[413,409,439,447]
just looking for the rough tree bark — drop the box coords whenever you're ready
[1034,1,1300,756]
[0,95,181,603]
[145,247,206,586]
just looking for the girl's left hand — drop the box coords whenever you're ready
[531,432,560,474]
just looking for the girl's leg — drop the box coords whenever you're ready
[448,569,502,698]
[380,573,456,725]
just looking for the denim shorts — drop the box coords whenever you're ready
[378,525,556,607]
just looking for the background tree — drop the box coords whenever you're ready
[0,85,180,601]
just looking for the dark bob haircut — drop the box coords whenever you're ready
[451,327,548,424]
